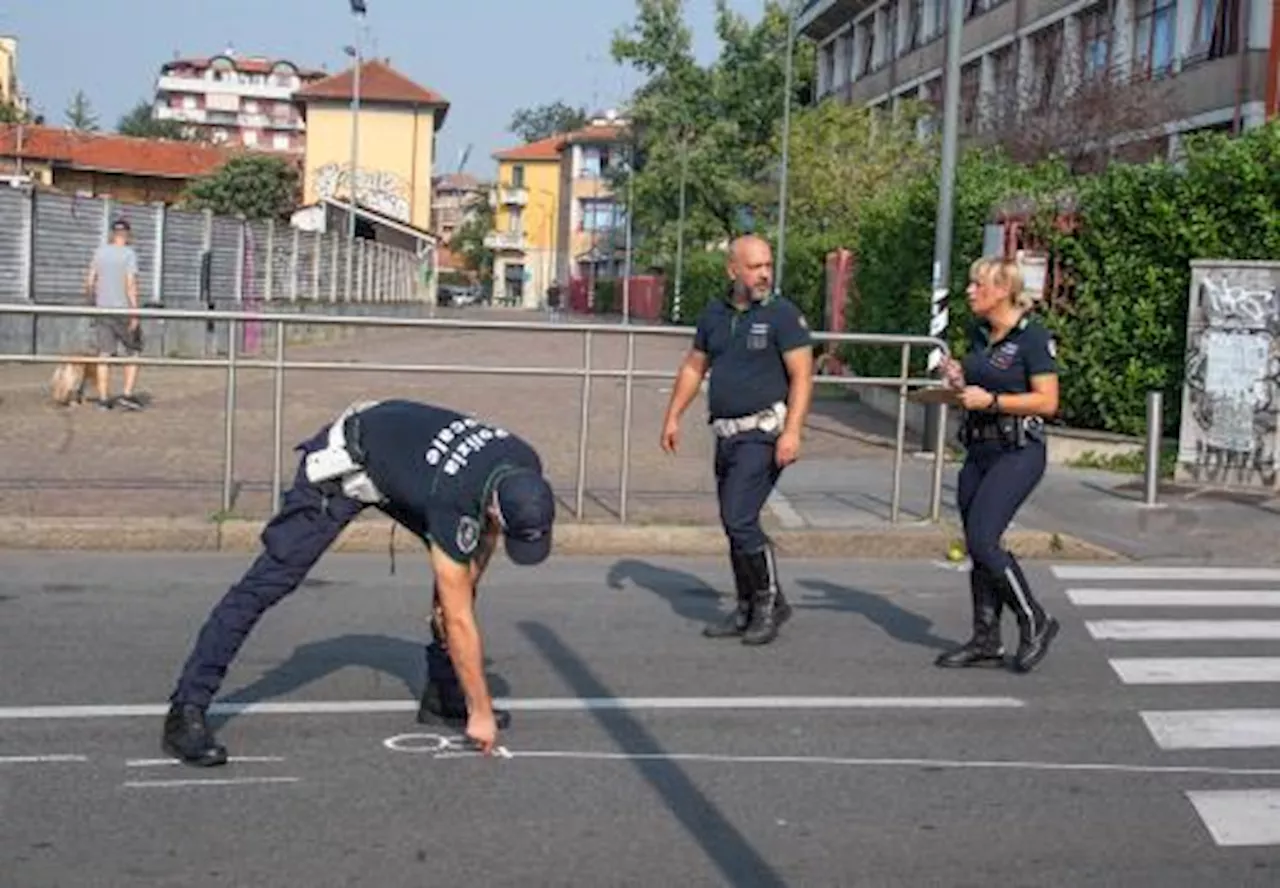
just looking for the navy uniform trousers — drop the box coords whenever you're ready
[714,429,782,554]
[168,427,460,711]
[956,437,1047,626]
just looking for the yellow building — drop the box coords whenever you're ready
[294,59,449,233]
[487,135,562,308]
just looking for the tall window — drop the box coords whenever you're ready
[1079,3,1113,80]
[1133,0,1176,77]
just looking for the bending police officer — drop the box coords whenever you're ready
[161,398,556,765]
[661,235,814,645]
[935,258,1060,673]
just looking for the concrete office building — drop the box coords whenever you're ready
[798,0,1277,161]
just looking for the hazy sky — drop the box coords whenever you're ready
[3,0,765,180]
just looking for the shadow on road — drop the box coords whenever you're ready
[518,621,787,888]
[794,579,955,653]
[604,558,727,627]
[209,632,511,730]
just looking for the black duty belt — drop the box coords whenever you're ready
[961,414,1044,447]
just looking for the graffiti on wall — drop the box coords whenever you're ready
[1178,262,1280,488]
[313,163,411,222]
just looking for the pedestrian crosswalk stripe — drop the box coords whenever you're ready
[1052,565,1280,582]
[1067,589,1280,607]
[1086,620,1280,640]
[1140,709,1280,750]
[1186,789,1280,846]
[1110,657,1280,685]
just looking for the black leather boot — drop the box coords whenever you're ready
[741,545,792,646]
[935,565,1005,668]
[703,550,755,638]
[417,640,512,729]
[161,703,229,767]
[994,560,1060,673]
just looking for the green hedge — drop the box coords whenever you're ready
[651,122,1280,437]
[1046,123,1280,435]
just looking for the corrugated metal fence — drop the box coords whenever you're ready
[0,185,433,358]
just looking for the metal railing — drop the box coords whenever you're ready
[0,303,953,524]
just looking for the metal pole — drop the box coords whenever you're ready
[271,320,286,512]
[622,157,634,324]
[930,392,947,521]
[922,0,965,454]
[619,331,636,523]
[221,319,238,514]
[574,331,594,520]
[1144,390,1163,506]
[345,10,364,301]
[891,344,909,523]
[673,133,689,322]
[776,0,797,290]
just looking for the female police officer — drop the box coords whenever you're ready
[934,257,1060,674]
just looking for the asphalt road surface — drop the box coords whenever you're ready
[2,552,1279,887]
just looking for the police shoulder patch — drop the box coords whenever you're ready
[455,516,480,555]
[1047,337,1057,359]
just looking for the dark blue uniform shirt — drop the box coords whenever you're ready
[961,313,1058,397]
[693,290,812,420]
[352,400,543,565]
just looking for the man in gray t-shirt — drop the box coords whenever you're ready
[84,217,143,410]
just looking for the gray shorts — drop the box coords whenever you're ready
[93,316,143,357]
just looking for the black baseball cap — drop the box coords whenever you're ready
[495,470,555,565]
[112,217,131,231]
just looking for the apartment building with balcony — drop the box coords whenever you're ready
[151,50,328,153]
[487,135,562,307]
[431,172,486,243]
[556,114,630,288]
[798,0,1276,162]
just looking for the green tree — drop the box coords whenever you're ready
[183,154,300,220]
[450,198,496,283]
[508,102,588,143]
[782,99,936,239]
[608,0,814,267]
[117,100,196,141]
[0,101,38,124]
[64,90,98,131]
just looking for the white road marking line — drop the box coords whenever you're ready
[121,777,300,790]
[1186,789,1280,847]
[1085,620,1280,640]
[1141,709,1280,750]
[1067,589,1280,607]
[0,754,88,765]
[767,490,806,529]
[426,748,1280,778]
[1052,565,1280,581]
[125,756,285,767]
[1110,657,1280,685]
[0,695,1027,721]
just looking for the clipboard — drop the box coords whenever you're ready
[908,387,963,407]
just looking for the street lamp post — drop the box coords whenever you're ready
[345,0,367,301]
[776,0,799,290]
[922,0,965,453]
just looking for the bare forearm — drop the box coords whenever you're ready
[664,362,704,421]
[442,615,491,716]
[782,351,814,435]
[784,373,813,434]
[986,391,1057,418]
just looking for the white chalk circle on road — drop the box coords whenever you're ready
[382,732,467,754]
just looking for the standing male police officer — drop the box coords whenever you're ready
[661,235,814,645]
[161,398,556,765]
